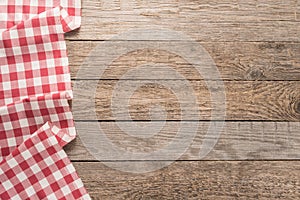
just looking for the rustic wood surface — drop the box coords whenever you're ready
[72,80,300,121]
[74,161,300,199]
[65,121,300,161]
[67,41,300,81]
[66,0,300,199]
[65,0,300,41]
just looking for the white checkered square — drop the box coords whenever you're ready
[18,79,27,88]
[2,81,11,90]
[9,29,19,39]
[16,171,27,182]
[21,149,31,160]
[30,164,41,174]
[40,26,50,35]
[7,138,16,147]
[40,178,50,189]
[7,157,18,168]
[3,122,13,130]
[15,63,25,72]
[25,186,35,197]
[2,180,14,190]
[53,170,63,181]
[25,28,35,37]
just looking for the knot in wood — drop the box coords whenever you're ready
[295,101,300,114]
[248,69,265,80]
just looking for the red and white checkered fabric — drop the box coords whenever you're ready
[0,0,81,33]
[0,92,76,161]
[0,122,90,199]
[0,6,75,105]
[0,1,90,199]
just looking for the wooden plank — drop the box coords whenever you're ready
[74,161,300,199]
[65,121,300,161]
[93,0,298,15]
[298,1,300,21]
[67,41,300,81]
[71,80,300,121]
[65,0,300,41]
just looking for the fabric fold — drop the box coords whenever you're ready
[0,122,90,199]
[0,6,75,106]
[0,91,76,162]
[0,0,81,33]
[0,1,90,199]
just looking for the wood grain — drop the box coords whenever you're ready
[74,161,300,199]
[64,121,300,161]
[65,0,300,41]
[67,41,300,81]
[72,80,300,121]
[66,0,300,198]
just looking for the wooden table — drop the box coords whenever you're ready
[64,0,300,199]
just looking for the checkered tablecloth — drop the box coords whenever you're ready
[0,1,91,199]
[0,0,81,32]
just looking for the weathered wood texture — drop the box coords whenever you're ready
[65,0,300,41]
[74,161,300,199]
[66,0,300,198]
[72,80,300,121]
[67,41,300,81]
[64,121,300,161]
